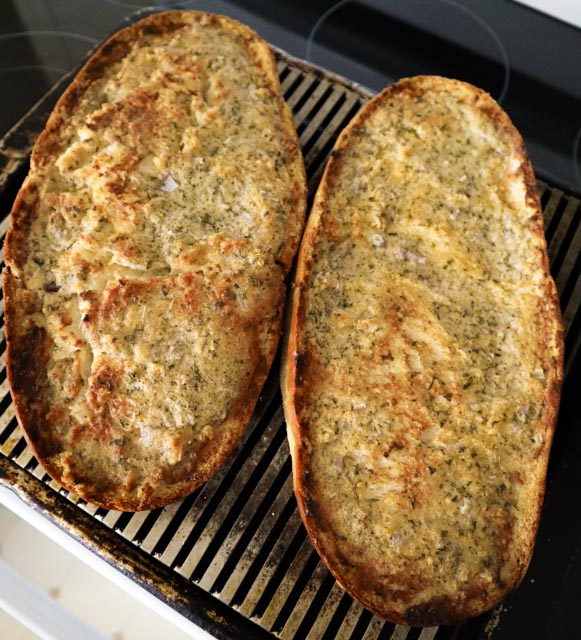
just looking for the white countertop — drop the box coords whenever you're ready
[0,488,215,640]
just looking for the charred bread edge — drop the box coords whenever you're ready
[3,10,305,511]
[281,75,565,626]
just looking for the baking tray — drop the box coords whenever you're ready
[0,8,580,640]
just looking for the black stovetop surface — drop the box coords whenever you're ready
[0,2,580,638]
[2,0,581,195]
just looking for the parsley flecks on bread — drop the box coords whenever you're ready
[282,75,563,626]
[3,11,306,511]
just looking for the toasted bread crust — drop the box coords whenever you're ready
[282,76,563,625]
[4,11,306,511]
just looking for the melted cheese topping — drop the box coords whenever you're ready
[298,80,557,607]
[7,12,303,507]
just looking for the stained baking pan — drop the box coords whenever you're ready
[0,8,580,640]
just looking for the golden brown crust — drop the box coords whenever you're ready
[282,76,564,625]
[4,10,306,511]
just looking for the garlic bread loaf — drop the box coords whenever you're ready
[282,76,563,625]
[3,11,306,511]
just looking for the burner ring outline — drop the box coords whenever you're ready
[101,0,198,9]
[0,64,68,76]
[573,126,581,194]
[306,0,510,104]
[0,31,97,45]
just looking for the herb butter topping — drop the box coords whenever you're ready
[4,12,305,510]
[288,76,562,623]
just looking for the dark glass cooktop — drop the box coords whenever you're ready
[1,0,581,195]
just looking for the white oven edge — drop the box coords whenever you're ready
[513,0,581,29]
[0,486,216,640]
[0,556,108,640]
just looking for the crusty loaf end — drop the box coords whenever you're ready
[4,10,306,511]
[282,75,563,625]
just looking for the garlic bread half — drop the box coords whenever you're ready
[282,76,563,626]
[4,11,306,510]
